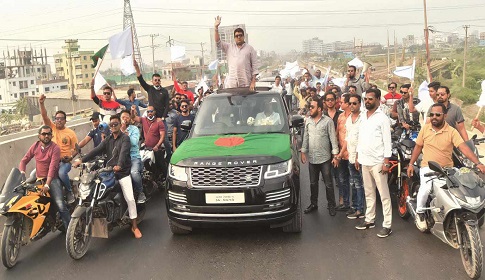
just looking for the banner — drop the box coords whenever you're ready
[348,57,364,69]
[120,54,136,76]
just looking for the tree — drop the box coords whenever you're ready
[14,97,28,116]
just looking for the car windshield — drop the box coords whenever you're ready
[192,93,289,137]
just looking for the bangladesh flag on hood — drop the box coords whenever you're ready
[171,133,291,165]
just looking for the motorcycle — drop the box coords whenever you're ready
[65,162,145,260]
[0,168,65,268]
[388,121,420,218]
[405,161,485,279]
[140,146,164,196]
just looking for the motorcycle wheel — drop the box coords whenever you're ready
[398,178,411,219]
[66,216,92,260]
[459,221,483,279]
[1,216,22,268]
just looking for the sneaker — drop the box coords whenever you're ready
[66,192,75,204]
[346,208,356,215]
[377,227,392,238]
[347,211,364,220]
[137,192,147,204]
[304,204,318,214]
[336,205,350,212]
[355,221,375,230]
[415,213,427,231]
[328,206,337,216]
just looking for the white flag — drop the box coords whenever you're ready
[476,80,485,107]
[94,72,107,93]
[120,55,136,76]
[417,80,431,102]
[196,79,209,94]
[348,57,364,69]
[108,27,133,59]
[208,59,218,70]
[322,66,331,87]
[393,58,416,81]
[331,77,346,88]
[170,46,186,61]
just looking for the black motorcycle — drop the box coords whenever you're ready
[66,162,145,260]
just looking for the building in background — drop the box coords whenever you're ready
[54,40,95,90]
[210,24,248,61]
[302,37,324,55]
[0,48,52,110]
[36,79,69,95]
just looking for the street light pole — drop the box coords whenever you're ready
[462,25,469,87]
[150,34,159,74]
[423,0,433,82]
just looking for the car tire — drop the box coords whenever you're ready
[282,192,302,233]
[168,219,191,235]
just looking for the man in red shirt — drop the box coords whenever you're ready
[172,72,195,103]
[90,81,121,122]
[382,82,402,108]
[132,105,167,181]
[19,126,70,229]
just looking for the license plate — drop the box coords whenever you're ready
[205,193,245,204]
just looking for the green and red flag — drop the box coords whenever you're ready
[170,134,291,165]
[91,44,109,68]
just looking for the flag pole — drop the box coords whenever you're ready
[476,107,483,120]
[94,50,108,79]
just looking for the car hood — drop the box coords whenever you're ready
[171,133,292,167]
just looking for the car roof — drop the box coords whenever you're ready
[210,87,279,97]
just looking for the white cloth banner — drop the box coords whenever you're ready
[208,59,218,70]
[108,27,133,60]
[94,72,107,93]
[476,80,485,107]
[170,46,186,61]
[196,80,209,94]
[120,55,136,76]
[393,58,416,80]
[322,66,331,87]
[417,80,431,102]
[348,57,364,69]
[331,77,346,88]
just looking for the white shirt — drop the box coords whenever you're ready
[345,112,362,164]
[255,112,281,126]
[356,108,392,166]
[311,75,325,88]
[270,83,283,94]
[285,83,292,95]
[415,98,434,123]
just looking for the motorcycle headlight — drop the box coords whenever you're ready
[264,160,292,179]
[169,164,188,181]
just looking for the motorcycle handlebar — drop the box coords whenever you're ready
[473,138,485,145]
[424,172,437,177]
[97,166,113,174]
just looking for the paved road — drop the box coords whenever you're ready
[0,165,484,280]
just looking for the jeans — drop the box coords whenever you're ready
[349,163,364,213]
[49,178,71,229]
[131,157,143,194]
[337,160,350,207]
[153,149,167,181]
[163,120,172,162]
[59,161,72,192]
[308,160,336,207]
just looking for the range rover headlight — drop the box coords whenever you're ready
[168,164,188,181]
[264,160,292,179]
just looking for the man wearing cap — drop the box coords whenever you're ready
[78,112,109,149]
[114,88,147,117]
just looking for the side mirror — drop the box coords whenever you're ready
[428,161,445,175]
[180,120,192,132]
[290,115,304,128]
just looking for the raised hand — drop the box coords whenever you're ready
[214,16,221,28]
[39,94,46,104]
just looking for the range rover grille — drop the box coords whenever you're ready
[190,166,262,187]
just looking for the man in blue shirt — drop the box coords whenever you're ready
[78,112,109,149]
[115,88,147,116]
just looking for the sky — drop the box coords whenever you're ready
[1,0,485,70]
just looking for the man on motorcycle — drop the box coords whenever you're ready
[120,109,146,204]
[131,105,167,182]
[73,115,142,239]
[19,126,71,229]
[407,103,485,230]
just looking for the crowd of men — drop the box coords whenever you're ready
[268,64,485,239]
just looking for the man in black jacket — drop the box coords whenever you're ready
[73,115,142,239]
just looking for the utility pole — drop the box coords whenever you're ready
[166,36,175,75]
[394,31,398,68]
[66,39,76,116]
[423,0,433,82]
[200,42,205,79]
[462,25,470,87]
[387,30,390,83]
[149,34,159,74]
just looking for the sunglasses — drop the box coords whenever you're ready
[400,90,408,94]
[109,122,120,127]
[40,132,52,136]
[154,79,161,82]
[349,102,359,105]
[180,105,188,108]
[147,110,154,113]
[234,34,244,38]
[428,113,444,117]
[103,92,112,95]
